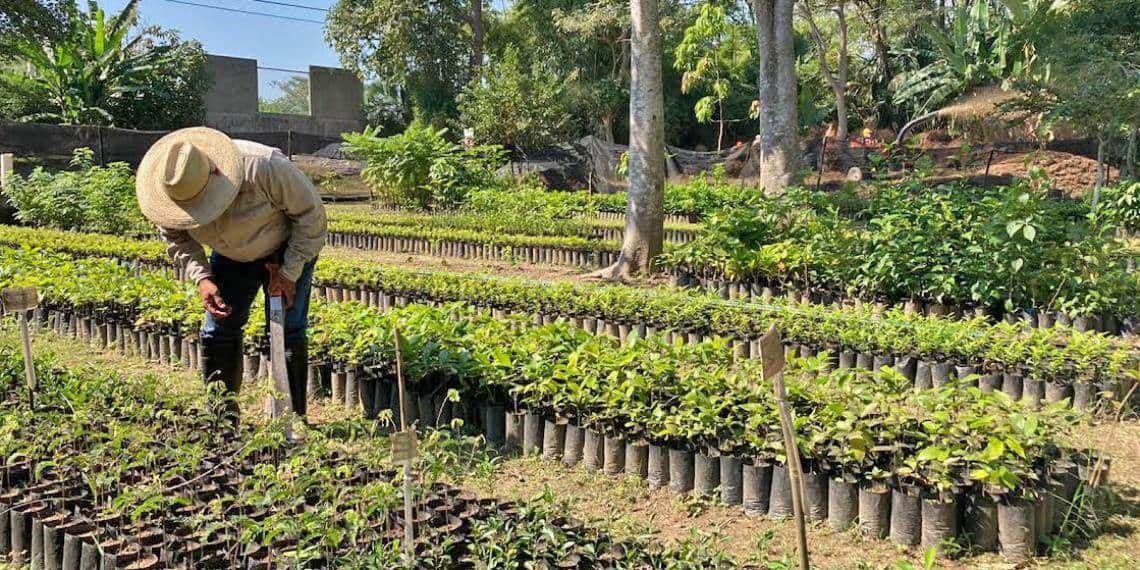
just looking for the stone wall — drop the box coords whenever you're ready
[203,55,364,140]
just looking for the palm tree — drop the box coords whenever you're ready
[1,0,173,125]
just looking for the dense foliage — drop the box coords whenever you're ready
[1,148,148,234]
[457,46,573,148]
[0,341,747,567]
[342,121,507,210]
[661,181,1139,316]
[0,0,209,129]
[0,247,1101,501]
[0,241,1131,387]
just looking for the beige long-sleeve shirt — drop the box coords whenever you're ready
[158,140,327,284]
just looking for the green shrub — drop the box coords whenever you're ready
[2,148,147,234]
[1097,180,1140,234]
[342,121,506,210]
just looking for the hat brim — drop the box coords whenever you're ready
[136,127,244,230]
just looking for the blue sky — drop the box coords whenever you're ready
[101,0,342,97]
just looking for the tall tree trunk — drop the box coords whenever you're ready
[717,100,725,151]
[470,0,483,72]
[601,115,616,144]
[1093,135,1107,211]
[594,0,665,279]
[802,1,849,142]
[754,0,801,194]
[1127,126,1137,179]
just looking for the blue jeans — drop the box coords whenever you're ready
[200,251,316,347]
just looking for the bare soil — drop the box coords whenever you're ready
[985,151,1119,197]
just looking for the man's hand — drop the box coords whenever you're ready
[198,279,232,319]
[266,263,296,308]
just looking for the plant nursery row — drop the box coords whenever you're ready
[0,346,744,568]
[0,253,1115,563]
[328,208,700,243]
[0,236,1133,404]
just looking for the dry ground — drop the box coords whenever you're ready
[5,326,1137,569]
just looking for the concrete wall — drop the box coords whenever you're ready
[203,54,364,141]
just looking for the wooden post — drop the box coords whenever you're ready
[392,326,416,554]
[816,136,828,191]
[0,153,13,188]
[3,287,39,409]
[982,148,996,187]
[758,326,809,570]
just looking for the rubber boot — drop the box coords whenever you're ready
[201,341,243,422]
[285,340,309,419]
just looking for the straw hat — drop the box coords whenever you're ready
[136,127,244,230]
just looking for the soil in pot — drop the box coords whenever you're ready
[742,462,772,517]
[966,494,998,552]
[506,412,526,451]
[890,486,921,547]
[921,495,960,553]
[693,450,720,499]
[858,487,891,539]
[522,412,544,456]
[603,436,626,477]
[647,444,669,490]
[1022,378,1045,410]
[542,419,567,462]
[998,497,1037,563]
[827,478,858,532]
[914,360,933,390]
[719,456,743,506]
[768,464,793,520]
[979,372,1002,393]
[1072,382,1096,411]
[668,448,694,495]
[1002,372,1024,400]
[581,428,604,472]
[802,471,828,522]
[482,405,506,447]
[624,441,649,479]
[1044,381,1071,404]
[562,424,584,469]
[931,362,952,388]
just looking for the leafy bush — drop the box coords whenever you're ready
[2,148,147,234]
[457,46,573,148]
[342,121,506,210]
[0,1,208,129]
[1097,180,1140,234]
[662,181,1139,316]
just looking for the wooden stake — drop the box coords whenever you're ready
[393,326,415,554]
[758,326,809,570]
[3,286,38,408]
[0,153,12,189]
[774,369,810,570]
[18,312,35,409]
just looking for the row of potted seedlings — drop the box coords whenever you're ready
[0,246,1132,415]
[0,351,747,569]
[672,272,1138,336]
[308,282,1132,415]
[297,301,1112,561]
[327,209,701,244]
[325,226,621,269]
[0,254,1115,563]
